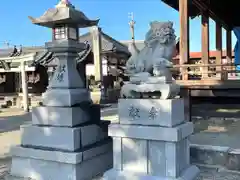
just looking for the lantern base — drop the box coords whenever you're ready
[42,88,91,107]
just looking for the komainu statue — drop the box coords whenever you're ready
[121,21,180,99]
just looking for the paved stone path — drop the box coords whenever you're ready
[196,167,240,180]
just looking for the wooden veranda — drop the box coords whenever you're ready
[162,0,240,95]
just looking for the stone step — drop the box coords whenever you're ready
[190,144,240,172]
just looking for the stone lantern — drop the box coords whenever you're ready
[7,1,113,180]
[28,0,99,106]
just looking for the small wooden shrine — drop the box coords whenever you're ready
[0,49,50,94]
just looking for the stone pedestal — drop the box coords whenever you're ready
[7,40,113,180]
[103,99,199,180]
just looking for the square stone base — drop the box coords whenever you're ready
[103,165,200,180]
[9,152,112,180]
[112,137,190,177]
[8,140,113,180]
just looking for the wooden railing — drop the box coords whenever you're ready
[171,63,238,80]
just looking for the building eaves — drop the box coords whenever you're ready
[79,32,130,55]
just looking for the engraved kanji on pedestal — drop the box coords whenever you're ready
[148,107,158,120]
[128,105,140,120]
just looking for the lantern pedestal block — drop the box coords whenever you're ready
[42,88,90,107]
[8,102,113,180]
[7,138,112,180]
[7,0,112,179]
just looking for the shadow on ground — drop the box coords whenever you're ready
[101,104,118,118]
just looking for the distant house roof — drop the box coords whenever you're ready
[191,51,234,59]
[121,40,234,59]
[0,46,45,58]
[121,38,180,53]
[121,40,145,52]
[173,50,235,61]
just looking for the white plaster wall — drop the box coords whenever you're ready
[86,58,108,76]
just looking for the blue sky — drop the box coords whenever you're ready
[0,0,237,52]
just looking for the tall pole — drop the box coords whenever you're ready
[128,12,140,55]
[128,12,136,42]
[20,61,29,112]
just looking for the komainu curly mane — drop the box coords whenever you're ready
[145,21,176,46]
[126,21,177,75]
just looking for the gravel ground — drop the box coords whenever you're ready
[0,156,10,180]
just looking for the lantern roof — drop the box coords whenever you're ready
[28,0,99,28]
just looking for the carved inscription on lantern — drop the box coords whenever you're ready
[55,64,66,82]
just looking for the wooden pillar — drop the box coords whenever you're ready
[226,29,232,63]
[90,26,104,103]
[20,61,29,112]
[91,26,103,83]
[215,21,224,79]
[201,12,210,79]
[179,0,189,80]
[226,29,232,77]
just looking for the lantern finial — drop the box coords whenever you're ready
[56,0,75,8]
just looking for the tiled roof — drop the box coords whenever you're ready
[79,32,130,55]
[0,49,12,58]
[0,30,129,67]
[0,31,130,60]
